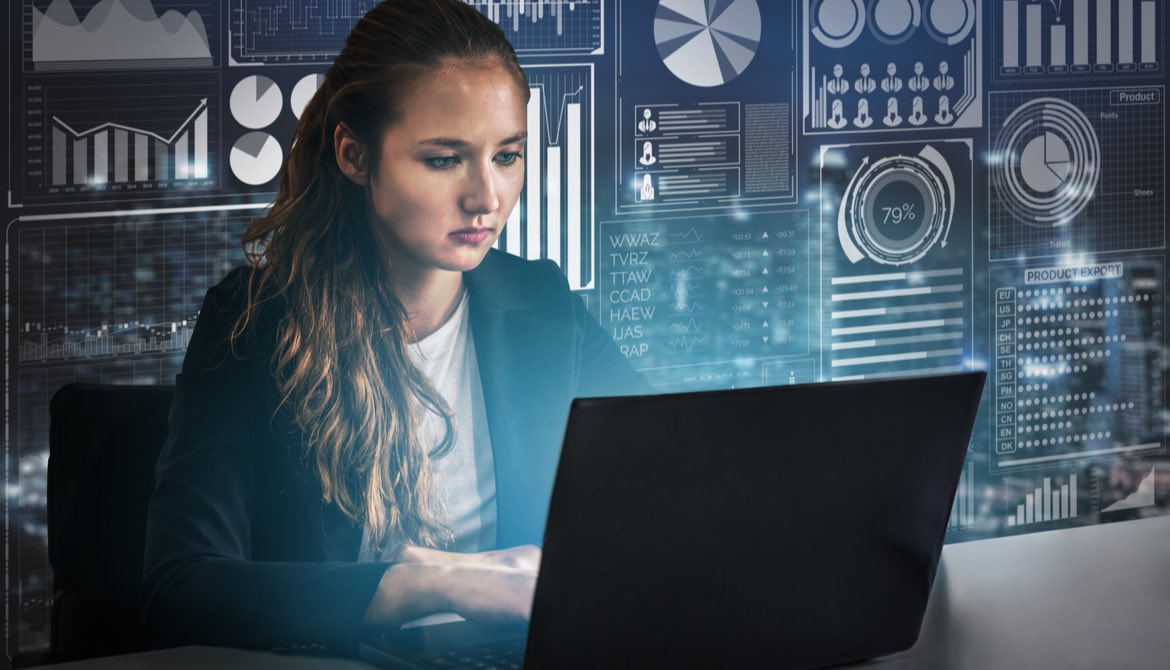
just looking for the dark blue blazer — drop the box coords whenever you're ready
[141,249,648,655]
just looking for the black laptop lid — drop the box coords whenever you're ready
[525,372,985,669]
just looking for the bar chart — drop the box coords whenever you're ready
[819,140,973,382]
[495,65,594,290]
[18,73,220,203]
[950,460,978,530]
[1006,473,1079,527]
[996,0,1162,79]
[50,99,209,187]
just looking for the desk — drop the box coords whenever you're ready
[35,516,1170,670]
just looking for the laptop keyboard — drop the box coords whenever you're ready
[418,639,524,669]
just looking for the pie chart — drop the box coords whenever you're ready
[230,131,283,185]
[1020,132,1071,194]
[230,75,282,129]
[654,0,761,88]
[992,97,1099,227]
[290,73,325,120]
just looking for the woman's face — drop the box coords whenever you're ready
[367,60,527,276]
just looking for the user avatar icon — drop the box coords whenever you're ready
[638,141,657,166]
[827,64,850,96]
[853,98,873,128]
[637,108,657,134]
[908,96,927,126]
[934,95,954,124]
[881,62,902,93]
[909,61,929,92]
[933,61,954,91]
[639,173,656,201]
[828,99,848,129]
[883,97,902,126]
[854,63,876,94]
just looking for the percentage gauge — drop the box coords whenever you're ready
[837,144,955,265]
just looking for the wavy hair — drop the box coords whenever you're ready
[230,0,529,550]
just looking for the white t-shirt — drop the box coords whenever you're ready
[357,289,498,561]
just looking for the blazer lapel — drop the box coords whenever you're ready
[466,257,576,547]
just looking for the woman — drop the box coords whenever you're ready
[141,0,647,655]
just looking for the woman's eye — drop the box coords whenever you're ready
[425,155,460,170]
[496,152,523,167]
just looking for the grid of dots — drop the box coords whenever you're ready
[992,263,1163,460]
[988,87,1165,260]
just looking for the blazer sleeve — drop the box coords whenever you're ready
[140,276,388,655]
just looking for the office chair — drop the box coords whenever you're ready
[45,383,175,663]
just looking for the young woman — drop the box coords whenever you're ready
[141,0,647,655]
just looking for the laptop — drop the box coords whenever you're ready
[358,371,986,669]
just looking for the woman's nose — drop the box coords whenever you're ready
[461,163,500,215]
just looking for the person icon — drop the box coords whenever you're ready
[639,173,655,201]
[883,97,902,126]
[854,63,876,94]
[881,62,902,93]
[637,108,657,134]
[908,96,927,126]
[933,61,954,91]
[827,64,850,96]
[853,98,873,128]
[638,141,657,166]
[909,61,929,92]
[828,99,848,129]
[934,95,954,124]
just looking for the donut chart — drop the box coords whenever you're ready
[923,0,975,45]
[992,98,1100,227]
[811,0,866,48]
[868,0,921,45]
[837,145,955,266]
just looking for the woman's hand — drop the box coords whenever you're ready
[362,545,542,627]
[440,563,536,624]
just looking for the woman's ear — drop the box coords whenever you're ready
[334,122,371,186]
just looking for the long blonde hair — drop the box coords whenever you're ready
[230,0,529,549]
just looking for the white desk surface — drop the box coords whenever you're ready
[35,515,1170,670]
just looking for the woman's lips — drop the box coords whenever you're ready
[450,228,493,245]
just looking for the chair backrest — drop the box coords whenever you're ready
[47,383,175,662]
